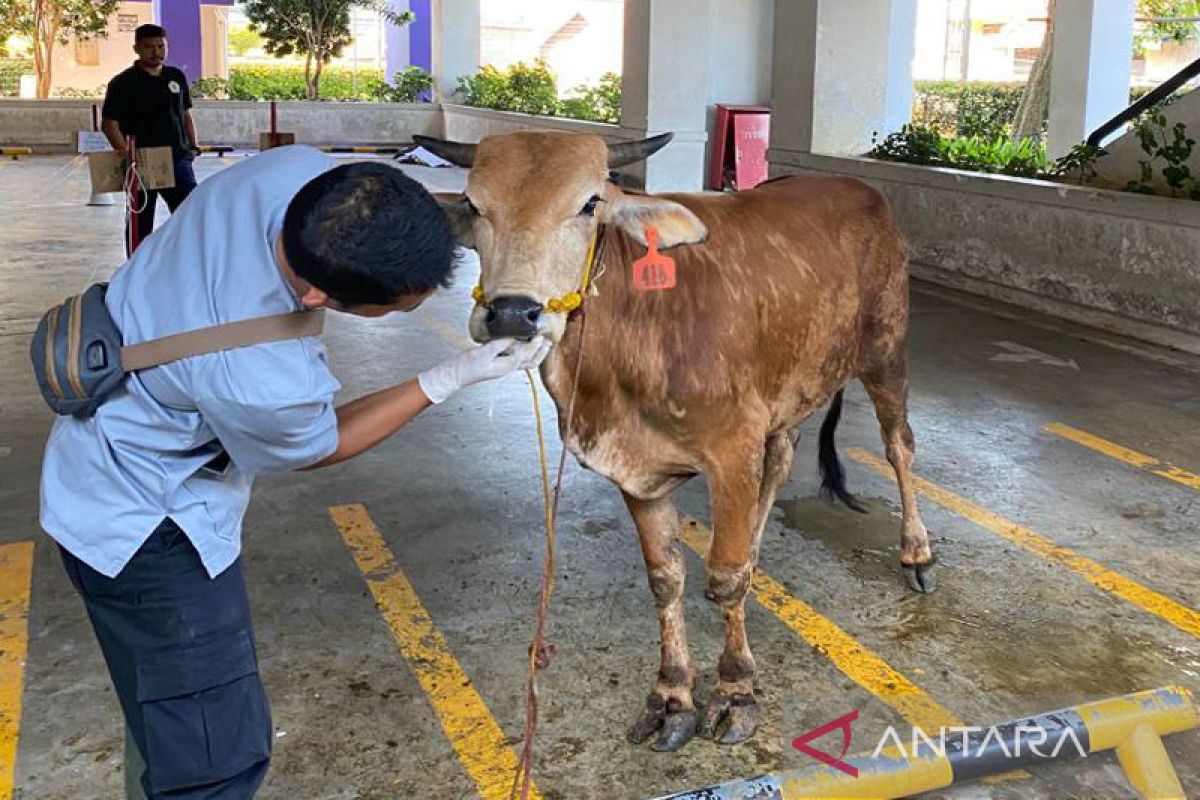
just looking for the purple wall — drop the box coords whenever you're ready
[153,0,203,82]
[409,0,433,73]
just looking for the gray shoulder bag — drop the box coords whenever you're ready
[31,283,325,417]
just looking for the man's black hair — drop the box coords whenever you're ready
[282,162,456,306]
[135,24,167,41]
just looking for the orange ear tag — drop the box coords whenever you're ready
[632,226,676,292]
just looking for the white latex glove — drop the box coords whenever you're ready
[418,337,552,404]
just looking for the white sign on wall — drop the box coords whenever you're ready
[78,131,112,154]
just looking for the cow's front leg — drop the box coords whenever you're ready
[623,491,697,752]
[700,447,765,744]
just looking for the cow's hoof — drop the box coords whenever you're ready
[628,695,697,752]
[699,692,759,745]
[903,562,936,594]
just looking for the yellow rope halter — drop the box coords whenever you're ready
[473,228,602,315]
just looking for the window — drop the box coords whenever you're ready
[74,39,100,67]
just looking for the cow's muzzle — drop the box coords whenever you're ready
[485,295,543,341]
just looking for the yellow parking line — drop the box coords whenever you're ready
[849,449,1200,639]
[679,520,961,732]
[330,505,538,800]
[0,541,34,799]
[1045,423,1200,491]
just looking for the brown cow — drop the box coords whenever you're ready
[415,131,935,752]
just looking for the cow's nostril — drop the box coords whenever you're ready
[486,296,544,340]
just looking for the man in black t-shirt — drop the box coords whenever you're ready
[102,24,201,253]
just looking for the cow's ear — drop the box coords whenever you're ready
[433,192,477,248]
[608,194,708,249]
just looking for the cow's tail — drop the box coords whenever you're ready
[818,390,868,514]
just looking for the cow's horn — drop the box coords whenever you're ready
[607,133,674,168]
[412,135,477,167]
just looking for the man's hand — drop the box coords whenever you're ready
[417,338,552,404]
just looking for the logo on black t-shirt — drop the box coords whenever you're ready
[167,80,181,94]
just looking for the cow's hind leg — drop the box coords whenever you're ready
[701,433,794,744]
[861,355,936,593]
[623,492,698,752]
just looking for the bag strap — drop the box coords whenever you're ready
[120,310,325,372]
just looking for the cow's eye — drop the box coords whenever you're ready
[464,196,479,215]
[580,195,602,217]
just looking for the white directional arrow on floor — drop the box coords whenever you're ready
[990,341,1080,370]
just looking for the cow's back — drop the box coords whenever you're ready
[583,175,902,414]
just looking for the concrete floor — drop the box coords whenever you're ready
[1,154,1198,799]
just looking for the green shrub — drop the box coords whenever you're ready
[503,61,560,115]
[868,124,1048,178]
[0,58,33,97]
[456,62,621,123]
[52,85,107,99]
[912,81,1026,139]
[564,72,621,124]
[222,64,386,100]
[456,65,509,109]
[375,66,433,103]
[913,81,1186,140]
[191,76,230,99]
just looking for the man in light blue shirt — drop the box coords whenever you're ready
[41,145,548,799]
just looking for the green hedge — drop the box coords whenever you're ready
[0,59,33,97]
[191,64,435,102]
[191,64,390,100]
[455,61,621,124]
[912,81,1180,139]
[912,81,1027,139]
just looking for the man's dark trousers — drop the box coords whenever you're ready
[126,154,198,254]
[59,519,272,798]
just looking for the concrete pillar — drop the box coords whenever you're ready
[431,0,479,102]
[153,0,203,82]
[1047,0,1136,158]
[620,0,711,191]
[769,0,918,158]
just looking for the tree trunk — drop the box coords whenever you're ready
[1012,0,1057,139]
[304,52,316,101]
[311,58,324,101]
[32,0,57,99]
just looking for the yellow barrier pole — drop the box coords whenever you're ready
[649,687,1199,800]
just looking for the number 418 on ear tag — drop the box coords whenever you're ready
[632,226,676,292]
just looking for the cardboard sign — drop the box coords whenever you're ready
[77,131,111,154]
[88,146,176,194]
[632,226,676,292]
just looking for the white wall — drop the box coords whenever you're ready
[705,0,774,107]
[0,99,441,149]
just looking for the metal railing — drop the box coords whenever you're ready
[1087,57,1200,147]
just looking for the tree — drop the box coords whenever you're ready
[1012,0,1199,139]
[0,0,120,98]
[1137,0,1200,49]
[1012,0,1056,139]
[243,0,412,100]
[228,23,264,58]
